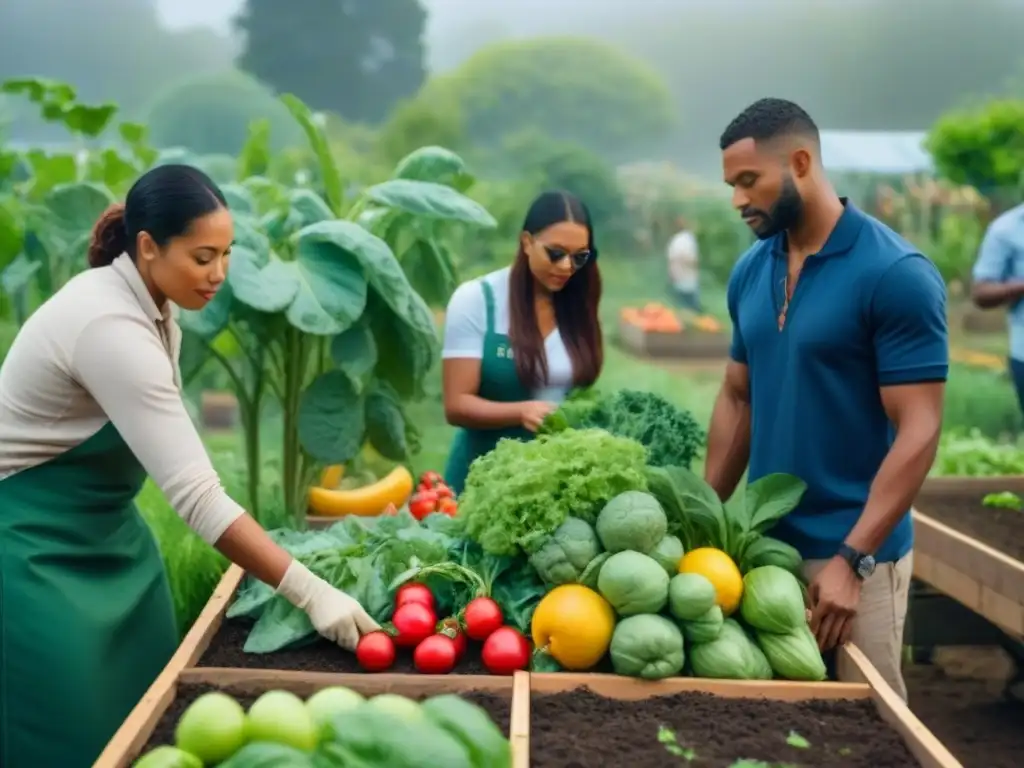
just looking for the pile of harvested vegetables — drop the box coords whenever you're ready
[233,388,826,681]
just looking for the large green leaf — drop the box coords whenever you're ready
[289,189,334,228]
[401,238,459,308]
[220,183,256,216]
[280,94,343,217]
[365,380,409,460]
[367,293,437,399]
[0,199,24,268]
[365,179,497,228]
[330,320,378,390]
[745,474,808,534]
[295,219,434,340]
[285,228,369,335]
[297,370,366,464]
[45,182,114,233]
[394,146,473,191]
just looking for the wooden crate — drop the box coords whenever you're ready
[916,475,1024,508]
[93,667,524,768]
[912,509,1024,638]
[617,316,730,359]
[527,645,960,768]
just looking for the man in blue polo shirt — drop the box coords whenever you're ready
[704,98,948,700]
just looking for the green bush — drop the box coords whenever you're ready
[425,37,676,158]
[926,99,1024,197]
[944,364,1023,438]
[147,71,303,156]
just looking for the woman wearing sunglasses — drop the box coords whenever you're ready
[441,190,603,494]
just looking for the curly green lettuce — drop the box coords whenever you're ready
[457,428,648,556]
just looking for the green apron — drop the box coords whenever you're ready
[0,422,179,767]
[445,280,534,494]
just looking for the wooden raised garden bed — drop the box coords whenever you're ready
[617,315,731,360]
[916,475,1024,508]
[93,667,524,768]
[527,645,959,767]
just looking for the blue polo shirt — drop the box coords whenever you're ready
[727,200,948,562]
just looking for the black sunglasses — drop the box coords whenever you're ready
[541,244,594,270]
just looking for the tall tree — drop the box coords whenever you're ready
[235,0,427,123]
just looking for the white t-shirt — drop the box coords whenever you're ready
[667,230,699,291]
[442,267,574,404]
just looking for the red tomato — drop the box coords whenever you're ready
[463,597,504,641]
[420,471,443,488]
[395,582,435,612]
[414,634,458,674]
[481,627,530,675]
[434,483,454,500]
[356,631,396,672]
[391,602,437,648]
[437,498,458,517]
[437,617,467,659]
[408,491,439,521]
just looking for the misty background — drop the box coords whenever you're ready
[2,0,1023,176]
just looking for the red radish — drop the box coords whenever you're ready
[420,471,443,488]
[395,582,435,611]
[391,602,436,648]
[481,627,530,675]
[414,634,458,674]
[437,617,467,659]
[356,631,396,672]
[463,597,503,641]
[433,483,454,500]
[437,498,458,517]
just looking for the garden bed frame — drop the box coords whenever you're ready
[617,316,730,359]
[916,475,1024,508]
[94,565,959,768]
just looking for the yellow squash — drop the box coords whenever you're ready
[307,466,414,517]
[319,464,345,489]
[532,584,616,670]
[679,547,744,616]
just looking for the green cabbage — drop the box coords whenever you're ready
[739,565,806,634]
[755,624,827,681]
[597,551,669,616]
[680,605,724,644]
[688,619,772,680]
[595,491,668,554]
[648,535,685,575]
[668,573,717,621]
[609,614,685,679]
[527,517,602,585]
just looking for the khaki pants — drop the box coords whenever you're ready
[803,553,913,700]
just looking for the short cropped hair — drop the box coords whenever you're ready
[719,98,819,151]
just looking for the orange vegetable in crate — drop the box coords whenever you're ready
[622,303,682,333]
[307,466,414,517]
[693,315,722,333]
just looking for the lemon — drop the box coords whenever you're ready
[679,547,744,616]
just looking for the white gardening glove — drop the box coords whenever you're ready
[276,559,380,651]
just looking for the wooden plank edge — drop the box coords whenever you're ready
[92,565,245,767]
[529,672,870,701]
[912,511,1024,577]
[838,645,963,768]
[510,671,530,768]
[919,475,1024,494]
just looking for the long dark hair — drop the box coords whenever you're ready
[508,190,603,390]
[87,164,226,268]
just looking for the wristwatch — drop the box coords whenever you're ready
[837,543,876,580]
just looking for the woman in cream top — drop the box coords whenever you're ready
[0,165,378,767]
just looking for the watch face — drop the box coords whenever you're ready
[856,555,876,578]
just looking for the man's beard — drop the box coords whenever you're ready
[743,175,804,240]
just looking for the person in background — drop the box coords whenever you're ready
[441,190,603,494]
[666,215,702,311]
[705,98,947,700]
[0,165,379,766]
[969,204,1024,415]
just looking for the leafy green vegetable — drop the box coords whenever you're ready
[983,491,1023,511]
[421,695,512,768]
[597,551,670,616]
[527,517,603,586]
[933,428,1024,477]
[609,614,685,680]
[320,706,474,767]
[739,566,807,634]
[458,428,649,556]
[668,573,717,622]
[680,605,724,644]
[595,490,668,554]
[688,619,773,681]
[648,535,685,575]
[540,389,705,469]
[755,624,828,681]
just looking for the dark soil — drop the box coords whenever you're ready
[200,618,494,674]
[919,497,1024,561]
[137,681,511,759]
[905,647,1024,768]
[530,686,917,768]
